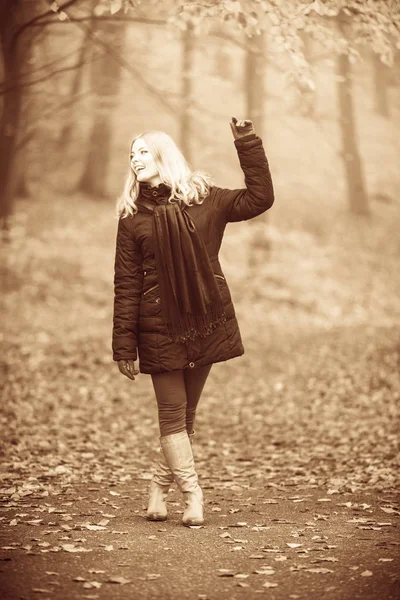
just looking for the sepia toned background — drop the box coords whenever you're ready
[1,1,399,599]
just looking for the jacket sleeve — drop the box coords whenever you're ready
[213,133,274,223]
[112,217,143,362]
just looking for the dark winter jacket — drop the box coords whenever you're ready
[112,134,274,374]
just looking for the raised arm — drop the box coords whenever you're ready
[112,217,143,363]
[213,118,274,223]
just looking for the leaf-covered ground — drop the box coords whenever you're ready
[1,195,399,599]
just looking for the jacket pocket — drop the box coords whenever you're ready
[142,284,161,304]
[214,273,232,308]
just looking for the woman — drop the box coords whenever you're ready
[112,117,274,527]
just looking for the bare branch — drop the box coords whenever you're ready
[11,0,81,48]
[16,45,84,80]
[61,16,180,116]
[29,15,167,27]
[15,88,93,152]
[0,58,96,96]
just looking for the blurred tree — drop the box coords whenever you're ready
[0,0,35,226]
[214,33,233,81]
[337,11,368,215]
[58,28,92,147]
[372,53,390,118]
[297,31,316,118]
[243,31,271,272]
[245,32,265,136]
[78,15,127,197]
[1,0,399,221]
[180,22,195,163]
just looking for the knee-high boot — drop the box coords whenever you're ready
[146,446,174,521]
[160,430,204,526]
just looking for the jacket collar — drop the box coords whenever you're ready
[136,182,172,213]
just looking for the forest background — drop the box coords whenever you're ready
[0,1,400,599]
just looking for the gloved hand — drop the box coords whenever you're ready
[118,359,140,380]
[230,117,256,140]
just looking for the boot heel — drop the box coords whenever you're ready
[160,431,205,527]
[182,489,204,526]
[146,481,169,521]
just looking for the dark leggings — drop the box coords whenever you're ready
[151,364,213,437]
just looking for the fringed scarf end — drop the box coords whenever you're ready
[165,306,227,344]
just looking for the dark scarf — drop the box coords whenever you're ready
[138,182,226,343]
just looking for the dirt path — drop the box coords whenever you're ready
[1,325,399,599]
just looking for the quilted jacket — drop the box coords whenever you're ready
[112,133,274,374]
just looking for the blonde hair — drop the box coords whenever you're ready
[116,131,213,218]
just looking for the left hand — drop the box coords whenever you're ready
[230,117,256,140]
[118,359,139,380]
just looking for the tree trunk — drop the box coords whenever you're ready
[214,34,232,81]
[372,52,390,118]
[0,0,34,223]
[298,31,315,118]
[180,23,195,163]
[58,29,91,147]
[336,14,369,215]
[244,32,270,274]
[244,32,265,136]
[78,18,127,197]
[16,172,30,197]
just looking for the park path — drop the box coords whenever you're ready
[1,325,399,599]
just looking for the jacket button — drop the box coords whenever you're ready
[152,191,157,196]
[189,361,195,368]
[155,298,160,303]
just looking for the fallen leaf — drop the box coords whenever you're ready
[26,519,43,526]
[88,570,106,574]
[311,557,339,563]
[106,576,131,585]
[83,581,102,589]
[254,568,275,576]
[61,544,92,553]
[361,570,373,577]
[217,569,235,577]
[378,558,393,562]
[380,507,399,514]
[304,568,334,574]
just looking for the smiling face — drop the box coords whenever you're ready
[130,138,161,187]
